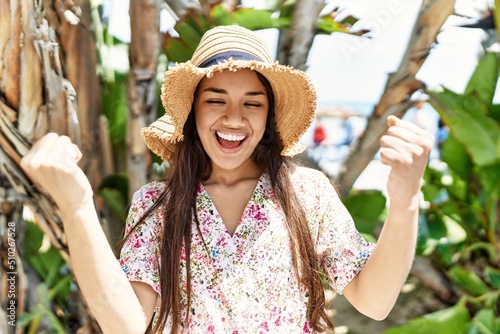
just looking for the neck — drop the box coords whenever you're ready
[205,160,262,186]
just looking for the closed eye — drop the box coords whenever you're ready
[207,99,225,104]
[244,102,263,107]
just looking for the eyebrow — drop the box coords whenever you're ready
[202,87,266,96]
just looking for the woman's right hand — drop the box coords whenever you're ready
[21,133,93,213]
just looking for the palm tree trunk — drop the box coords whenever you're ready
[127,0,163,196]
[0,0,110,332]
[276,0,326,71]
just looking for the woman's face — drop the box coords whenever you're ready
[194,69,269,172]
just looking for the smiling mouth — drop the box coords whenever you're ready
[216,131,246,149]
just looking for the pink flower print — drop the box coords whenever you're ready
[133,237,142,249]
[259,321,269,332]
[303,321,313,333]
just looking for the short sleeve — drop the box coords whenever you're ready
[119,182,165,295]
[315,174,376,294]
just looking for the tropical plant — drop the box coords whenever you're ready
[383,51,500,334]
[0,0,467,332]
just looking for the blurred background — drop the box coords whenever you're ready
[0,0,499,333]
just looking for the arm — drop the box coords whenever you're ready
[21,134,156,333]
[342,115,434,320]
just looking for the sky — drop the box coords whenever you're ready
[239,0,494,112]
[258,0,492,109]
[106,0,496,110]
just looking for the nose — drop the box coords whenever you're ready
[222,103,245,126]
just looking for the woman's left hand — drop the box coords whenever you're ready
[380,115,435,206]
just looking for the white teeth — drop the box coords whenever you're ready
[217,132,245,141]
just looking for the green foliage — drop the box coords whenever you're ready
[448,265,492,297]
[101,71,128,144]
[343,189,386,235]
[390,52,500,333]
[164,4,363,63]
[465,53,498,107]
[384,301,471,334]
[98,174,129,218]
[431,89,499,166]
[20,222,75,333]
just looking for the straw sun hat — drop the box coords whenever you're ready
[141,25,317,162]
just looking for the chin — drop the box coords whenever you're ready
[210,153,254,171]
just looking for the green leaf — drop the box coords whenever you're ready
[16,311,38,328]
[99,188,127,217]
[470,309,496,334]
[416,214,436,256]
[448,265,491,297]
[421,181,442,202]
[435,243,456,267]
[101,72,128,143]
[441,215,467,245]
[211,5,235,26]
[317,16,352,34]
[49,275,73,300]
[23,222,45,257]
[429,90,499,166]
[498,135,500,159]
[232,8,281,30]
[45,255,63,288]
[465,53,498,106]
[165,38,196,63]
[99,174,129,198]
[440,134,472,180]
[485,266,500,289]
[183,8,212,36]
[37,303,66,333]
[383,303,470,334]
[339,14,359,26]
[360,232,377,243]
[466,243,498,263]
[26,247,63,279]
[174,22,203,50]
[343,190,386,234]
[491,104,500,123]
[426,211,447,241]
[478,165,500,197]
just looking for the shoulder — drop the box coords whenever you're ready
[125,181,167,233]
[289,166,340,204]
[290,166,331,188]
[130,181,167,210]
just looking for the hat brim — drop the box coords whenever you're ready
[142,59,316,162]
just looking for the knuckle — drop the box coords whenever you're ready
[379,135,390,146]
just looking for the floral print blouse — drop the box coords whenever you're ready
[119,167,375,333]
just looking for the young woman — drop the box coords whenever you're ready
[21,25,434,333]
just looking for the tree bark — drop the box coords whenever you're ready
[127,0,162,196]
[0,179,26,334]
[0,0,107,332]
[335,0,456,197]
[276,0,326,70]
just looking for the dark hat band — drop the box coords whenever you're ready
[199,50,262,68]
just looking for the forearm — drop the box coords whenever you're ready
[344,115,433,319]
[60,200,149,333]
[345,195,419,319]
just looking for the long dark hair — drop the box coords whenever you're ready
[121,71,333,333]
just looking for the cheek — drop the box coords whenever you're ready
[256,113,269,137]
[194,109,209,133]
